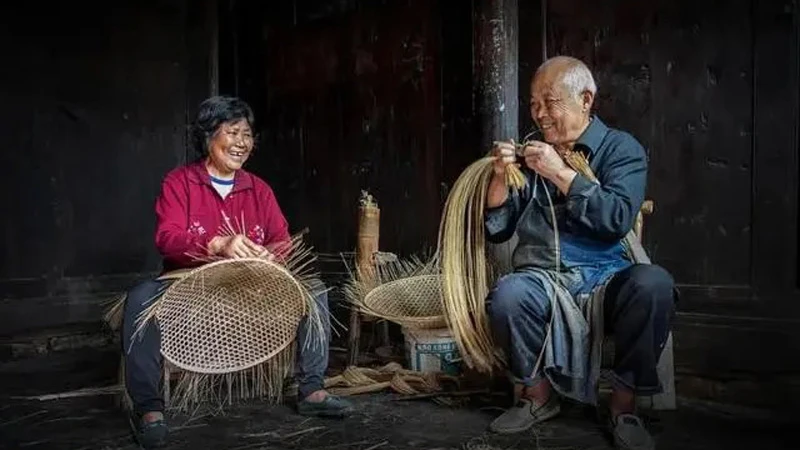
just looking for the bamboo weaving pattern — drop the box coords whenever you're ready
[150,257,307,374]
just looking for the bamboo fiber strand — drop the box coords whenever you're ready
[436,156,509,373]
[436,132,564,374]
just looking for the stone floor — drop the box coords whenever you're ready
[1,383,794,449]
[0,348,794,450]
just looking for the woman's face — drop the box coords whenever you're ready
[206,118,254,177]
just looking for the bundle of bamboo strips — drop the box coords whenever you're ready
[434,131,578,372]
[435,143,536,373]
[436,156,502,373]
[24,363,472,409]
[434,138,625,375]
[355,190,380,282]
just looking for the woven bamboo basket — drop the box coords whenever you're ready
[359,274,446,330]
[343,254,447,330]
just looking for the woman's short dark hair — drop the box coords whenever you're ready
[190,96,256,156]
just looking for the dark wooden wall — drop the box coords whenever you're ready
[222,0,477,350]
[529,0,800,410]
[231,0,450,258]
[0,0,214,343]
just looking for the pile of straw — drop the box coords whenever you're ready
[285,362,462,406]
[435,137,548,374]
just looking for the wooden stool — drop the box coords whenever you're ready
[346,252,397,365]
[633,200,676,410]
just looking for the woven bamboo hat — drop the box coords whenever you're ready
[136,257,312,374]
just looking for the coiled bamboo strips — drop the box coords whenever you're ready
[436,156,526,373]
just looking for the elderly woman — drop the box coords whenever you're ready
[122,96,353,448]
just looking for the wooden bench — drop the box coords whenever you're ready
[632,200,676,411]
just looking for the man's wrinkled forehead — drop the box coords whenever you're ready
[530,71,567,99]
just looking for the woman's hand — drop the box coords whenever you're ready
[209,234,269,259]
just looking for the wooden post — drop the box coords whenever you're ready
[474,0,519,149]
[474,0,519,150]
[347,192,381,366]
[632,200,676,411]
[207,0,219,96]
[474,0,519,273]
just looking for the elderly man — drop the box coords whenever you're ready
[484,56,676,450]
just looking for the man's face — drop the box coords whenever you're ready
[529,71,590,147]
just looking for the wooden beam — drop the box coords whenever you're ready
[473,0,519,150]
[474,0,520,271]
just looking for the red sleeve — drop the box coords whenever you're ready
[257,180,292,258]
[154,171,214,268]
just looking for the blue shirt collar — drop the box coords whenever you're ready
[575,115,608,155]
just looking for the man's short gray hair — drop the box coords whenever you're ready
[536,56,597,99]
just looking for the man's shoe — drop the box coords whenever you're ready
[488,395,561,434]
[608,413,655,450]
[297,395,354,418]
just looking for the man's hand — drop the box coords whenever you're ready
[522,141,566,179]
[491,140,518,177]
[522,141,578,194]
[487,140,518,208]
[209,234,269,259]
